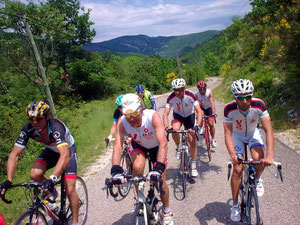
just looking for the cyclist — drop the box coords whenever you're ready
[195,80,217,148]
[163,78,203,177]
[0,101,80,225]
[223,79,274,222]
[136,84,157,111]
[105,94,124,145]
[110,93,173,225]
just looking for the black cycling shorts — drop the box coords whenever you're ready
[172,113,195,129]
[35,144,78,179]
[201,107,213,117]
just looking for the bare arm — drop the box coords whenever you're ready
[152,112,168,164]
[194,104,203,126]
[7,145,25,182]
[261,116,274,166]
[52,144,71,178]
[109,121,117,137]
[112,119,125,165]
[163,107,171,129]
[209,91,216,115]
[224,123,238,163]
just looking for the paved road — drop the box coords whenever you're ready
[84,78,300,225]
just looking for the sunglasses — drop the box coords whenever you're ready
[174,88,184,92]
[137,91,144,95]
[29,117,44,122]
[198,88,206,91]
[124,109,141,118]
[236,95,252,101]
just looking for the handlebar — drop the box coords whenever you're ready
[203,114,217,123]
[166,128,199,141]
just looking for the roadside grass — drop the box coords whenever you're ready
[0,98,115,224]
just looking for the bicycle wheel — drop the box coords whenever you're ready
[118,153,133,198]
[15,210,48,225]
[246,187,262,225]
[180,150,188,199]
[239,184,246,222]
[132,203,149,225]
[204,126,211,162]
[66,176,88,225]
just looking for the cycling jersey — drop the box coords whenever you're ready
[15,118,75,153]
[165,90,199,117]
[122,109,158,149]
[195,89,211,109]
[113,108,122,122]
[136,90,157,111]
[224,98,269,136]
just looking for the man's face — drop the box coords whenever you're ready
[198,88,206,95]
[234,93,253,111]
[137,91,145,98]
[124,108,142,127]
[30,117,47,132]
[174,87,185,99]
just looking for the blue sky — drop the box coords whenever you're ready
[26,0,253,42]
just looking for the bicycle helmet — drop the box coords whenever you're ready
[231,79,254,95]
[26,101,50,119]
[115,94,125,107]
[197,80,207,89]
[136,85,145,93]
[121,93,141,114]
[171,78,186,89]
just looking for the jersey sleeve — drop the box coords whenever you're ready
[224,104,234,123]
[251,99,269,119]
[15,123,31,148]
[113,109,121,122]
[51,120,69,147]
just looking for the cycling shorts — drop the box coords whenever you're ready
[172,112,195,130]
[201,107,214,118]
[131,141,168,167]
[35,144,78,180]
[233,128,265,156]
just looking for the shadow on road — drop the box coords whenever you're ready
[195,200,241,225]
[112,213,132,225]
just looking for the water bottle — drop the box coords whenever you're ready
[44,200,59,214]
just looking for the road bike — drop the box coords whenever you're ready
[1,173,88,225]
[106,152,165,225]
[166,129,192,199]
[201,115,216,162]
[227,143,283,225]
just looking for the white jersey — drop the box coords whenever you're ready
[224,98,269,136]
[195,89,211,109]
[122,109,158,149]
[165,90,199,117]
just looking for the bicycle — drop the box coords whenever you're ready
[227,143,283,225]
[201,114,216,162]
[106,153,165,225]
[166,129,192,199]
[1,173,88,225]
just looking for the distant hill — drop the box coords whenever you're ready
[83,30,220,58]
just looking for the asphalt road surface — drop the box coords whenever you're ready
[84,78,300,225]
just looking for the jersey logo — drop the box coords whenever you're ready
[176,102,181,112]
[144,128,149,133]
[251,119,256,124]
[128,133,139,143]
[236,120,243,130]
[19,131,27,139]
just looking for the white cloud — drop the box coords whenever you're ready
[82,0,252,42]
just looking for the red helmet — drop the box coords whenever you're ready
[197,80,207,89]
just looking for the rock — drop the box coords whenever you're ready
[287,109,300,122]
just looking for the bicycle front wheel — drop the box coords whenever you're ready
[132,203,149,225]
[180,150,188,199]
[204,127,211,162]
[15,210,48,225]
[246,187,262,225]
[118,153,133,198]
[66,176,88,225]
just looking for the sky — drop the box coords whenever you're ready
[80,0,253,43]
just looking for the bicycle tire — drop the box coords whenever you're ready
[132,203,149,225]
[118,153,133,198]
[205,126,211,162]
[246,187,261,225]
[180,150,188,199]
[15,210,48,225]
[66,176,88,225]
[239,184,246,222]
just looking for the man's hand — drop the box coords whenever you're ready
[0,180,12,196]
[192,125,200,132]
[230,154,240,164]
[165,125,173,131]
[42,179,54,193]
[147,162,165,182]
[105,135,113,146]
[261,156,273,166]
[111,165,125,185]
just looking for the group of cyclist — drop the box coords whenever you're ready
[0,77,275,224]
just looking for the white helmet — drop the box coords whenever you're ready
[121,93,141,114]
[231,79,254,95]
[172,78,186,89]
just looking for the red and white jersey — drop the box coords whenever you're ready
[165,90,199,117]
[224,98,269,136]
[195,89,211,109]
[122,109,158,149]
